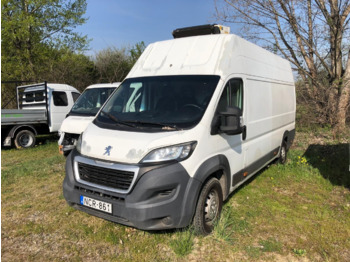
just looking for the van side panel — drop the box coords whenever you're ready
[244,78,295,169]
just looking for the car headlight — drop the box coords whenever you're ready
[140,141,197,164]
[76,133,83,153]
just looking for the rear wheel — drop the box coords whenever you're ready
[279,141,287,164]
[14,130,36,149]
[193,177,223,235]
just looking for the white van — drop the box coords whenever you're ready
[63,25,295,234]
[58,83,120,156]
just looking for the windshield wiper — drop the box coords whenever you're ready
[127,120,181,131]
[100,111,137,128]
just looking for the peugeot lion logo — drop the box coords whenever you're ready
[104,145,112,156]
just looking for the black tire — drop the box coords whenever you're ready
[279,141,287,164]
[14,130,36,149]
[193,177,223,235]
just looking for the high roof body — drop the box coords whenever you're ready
[127,34,294,84]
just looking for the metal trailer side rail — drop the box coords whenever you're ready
[1,109,47,125]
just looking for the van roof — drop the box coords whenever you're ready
[127,34,294,84]
[20,83,79,93]
[47,83,80,93]
[85,83,121,89]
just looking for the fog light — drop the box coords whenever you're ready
[162,217,172,225]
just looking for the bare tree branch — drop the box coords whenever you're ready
[215,0,350,130]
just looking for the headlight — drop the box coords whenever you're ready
[76,133,83,153]
[140,141,197,164]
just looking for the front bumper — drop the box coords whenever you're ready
[63,150,202,230]
[58,132,79,156]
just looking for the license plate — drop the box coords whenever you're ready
[80,195,112,214]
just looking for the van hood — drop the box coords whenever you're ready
[80,123,196,164]
[60,115,95,135]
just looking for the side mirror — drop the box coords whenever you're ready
[219,106,242,135]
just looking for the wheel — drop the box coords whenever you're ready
[279,141,287,164]
[14,130,36,149]
[193,177,223,235]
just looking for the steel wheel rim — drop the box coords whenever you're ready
[281,146,286,160]
[19,134,32,147]
[204,189,219,222]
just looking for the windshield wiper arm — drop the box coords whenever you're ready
[100,111,137,128]
[128,120,180,130]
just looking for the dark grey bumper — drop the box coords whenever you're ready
[63,150,202,230]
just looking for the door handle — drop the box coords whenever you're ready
[242,125,247,140]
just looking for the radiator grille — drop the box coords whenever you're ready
[77,162,134,191]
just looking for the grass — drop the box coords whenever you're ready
[213,206,236,243]
[259,238,282,252]
[169,228,194,257]
[293,248,307,256]
[1,129,350,261]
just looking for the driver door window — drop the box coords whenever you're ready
[217,78,243,112]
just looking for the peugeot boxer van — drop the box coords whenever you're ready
[63,25,296,234]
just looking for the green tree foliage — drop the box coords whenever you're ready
[1,0,89,81]
[94,47,131,83]
[130,41,146,65]
[43,48,98,91]
[1,0,146,107]
[94,42,146,83]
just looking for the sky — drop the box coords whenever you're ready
[79,0,229,55]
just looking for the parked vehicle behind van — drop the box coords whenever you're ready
[58,83,120,156]
[1,82,79,148]
[63,25,296,234]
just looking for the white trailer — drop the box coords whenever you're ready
[63,24,296,234]
[1,82,80,148]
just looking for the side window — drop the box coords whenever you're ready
[72,92,80,102]
[53,91,68,106]
[217,78,243,112]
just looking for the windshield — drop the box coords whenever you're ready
[95,75,220,131]
[70,87,115,116]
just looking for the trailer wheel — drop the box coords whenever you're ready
[14,130,36,149]
[279,141,287,164]
[193,177,223,235]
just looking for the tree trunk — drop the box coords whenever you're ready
[335,84,350,131]
[334,52,350,131]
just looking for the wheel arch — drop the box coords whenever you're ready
[193,154,231,201]
[9,125,38,138]
[282,129,295,151]
[177,154,231,228]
